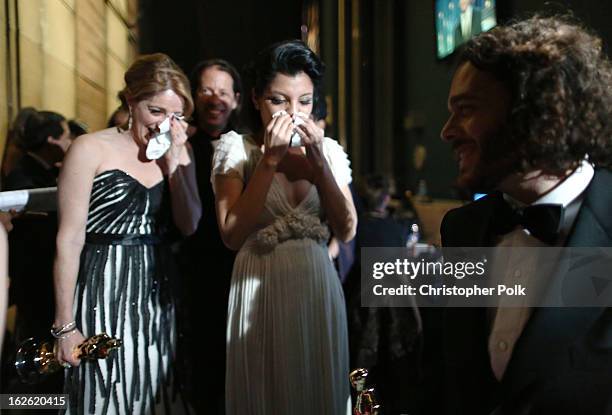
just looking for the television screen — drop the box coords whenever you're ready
[435,0,497,59]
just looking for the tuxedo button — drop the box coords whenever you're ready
[497,340,508,351]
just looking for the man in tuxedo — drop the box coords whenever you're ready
[438,16,612,415]
[453,0,481,48]
[179,58,241,414]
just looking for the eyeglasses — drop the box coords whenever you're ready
[197,87,233,99]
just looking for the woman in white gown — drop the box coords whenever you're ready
[212,40,357,414]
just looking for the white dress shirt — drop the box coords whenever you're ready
[460,6,473,39]
[488,160,594,380]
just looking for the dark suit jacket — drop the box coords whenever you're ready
[454,8,482,47]
[177,129,236,413]
[182,129,236,297]
[439,169,612,415]
[4,153,58,190]
[4,154,59,341]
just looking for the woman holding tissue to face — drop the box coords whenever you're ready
[213,40,356,414]
[52,53,200,414]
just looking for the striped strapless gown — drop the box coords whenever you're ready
[64,169,185,415]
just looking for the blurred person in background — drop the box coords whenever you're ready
[67,119,88,141]
[317,98,359,283]
[454,0,482,47]
[106,106,130,129]
[2,109,70,396]
[344,173,422,414]
[4,110,70,190]
[179,58,242,414]
[1,107,38,181]
[2,107,38,178]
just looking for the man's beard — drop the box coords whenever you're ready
[457,128,520,194]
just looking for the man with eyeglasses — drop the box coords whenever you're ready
[193,60,241,139]
[180,59,242,414]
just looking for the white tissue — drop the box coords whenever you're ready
[271,110,308,147]
[145,117,172,160]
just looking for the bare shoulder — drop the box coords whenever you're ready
[63,128,125,175]
[77,127,124,147]
[69,128,124,159]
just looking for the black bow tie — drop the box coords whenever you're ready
[491,195,564,245]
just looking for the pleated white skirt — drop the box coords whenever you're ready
[226,238,351,415]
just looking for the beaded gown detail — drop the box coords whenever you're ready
[64,169,182,415]
[212,132,352,415]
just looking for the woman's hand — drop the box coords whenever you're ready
[262,113,293,166]
[56,329,86,368]
[161,116,189,174]
[296,118,326,176]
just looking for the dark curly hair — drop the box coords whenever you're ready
[461,15,612,173]
[243,40,325,134]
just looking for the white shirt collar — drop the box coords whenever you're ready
[461,6,473,38]
[502,160,594,243]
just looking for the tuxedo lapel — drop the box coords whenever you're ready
[441,192,502,247]
[441,193,505,413]
[501,169,612,398]
[566,169,612,247]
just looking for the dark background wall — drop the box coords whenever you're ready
[139,0,302,78]
[137,0,612,200]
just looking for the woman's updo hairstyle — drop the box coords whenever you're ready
[118,53,194,118]
[244,40,325,133]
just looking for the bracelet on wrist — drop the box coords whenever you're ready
[51,320,76,338]
[56,329,77,340]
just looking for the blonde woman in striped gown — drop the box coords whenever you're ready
[52,54,201,414]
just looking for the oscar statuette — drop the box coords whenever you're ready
[350,368,380,415]
[15,333,122,384]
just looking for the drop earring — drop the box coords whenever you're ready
[127,107,133,130]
